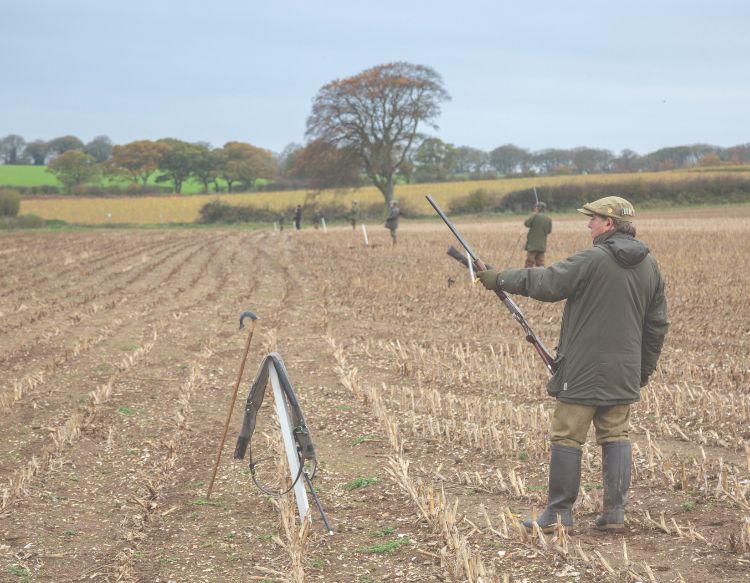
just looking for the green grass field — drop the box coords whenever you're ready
[0,164,223,194]
[0,164,61,187]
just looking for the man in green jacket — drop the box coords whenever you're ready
[524,202,552,267]
[350,200,361,230]
[385,200,400,245]
[478,196,669,533]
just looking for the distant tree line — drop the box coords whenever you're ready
[396,141,750,182]
[4,131,750,197]
[0,134,278,195]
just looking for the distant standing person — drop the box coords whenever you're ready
[385,200,400,245]
[350,200,361,230]
[524,202,552,267]
[278,212,286,231]
[293,205,302,231]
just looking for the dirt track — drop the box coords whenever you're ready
[1,215,749,582]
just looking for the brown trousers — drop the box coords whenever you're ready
[525,250,546,267]
[550,401,630,449]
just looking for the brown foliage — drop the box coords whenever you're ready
[109,140,170,186]
[287,139,362,190]
[306,62,450,203]
[220,141,277,192]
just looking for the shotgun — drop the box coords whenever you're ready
[427,195,557,374]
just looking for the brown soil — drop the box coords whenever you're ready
[1,214,749,582]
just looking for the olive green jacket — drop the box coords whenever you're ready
[524,213,552,252]
[385,207,400,231]
[495,231,669,406]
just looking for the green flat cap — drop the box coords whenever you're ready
[577,196,635,222]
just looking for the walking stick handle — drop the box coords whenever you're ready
[207,314,258,499]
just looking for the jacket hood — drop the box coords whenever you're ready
[595,232,650,267]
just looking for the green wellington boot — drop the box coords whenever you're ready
[523,444,582,533]
[594,441,631,531]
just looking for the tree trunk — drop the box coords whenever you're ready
[384,174,394,204]
[372,174,394,205]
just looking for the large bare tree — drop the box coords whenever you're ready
[306,62,450,204]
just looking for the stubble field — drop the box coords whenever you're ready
[1,208,749,582]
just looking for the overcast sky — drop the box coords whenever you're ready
[2,0,749,156]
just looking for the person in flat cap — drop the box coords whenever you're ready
[477,195,669,534]
[577,196,636,223]
[523,201,552,267]
[384,200,400,245]
[293,204,303,231]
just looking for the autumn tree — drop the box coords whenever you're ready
[108,140,169,188]
[277,142,303,176]
[724,144,750,164]
[218,141,276,193]
[47,150,98,192]
[640,144,715,171]
[287,139,362,190]
[306,62,450,204]
[698,152,722,167]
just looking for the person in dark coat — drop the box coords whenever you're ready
[350,200,361,230]
[384,200,400,245]
[293,205,302,230]
[478,196,669,533]
[523,202,552,267]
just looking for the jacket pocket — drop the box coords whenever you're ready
[546,354,566,396]
[598,354,641,400]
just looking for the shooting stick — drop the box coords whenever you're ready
[207,310,258,499]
